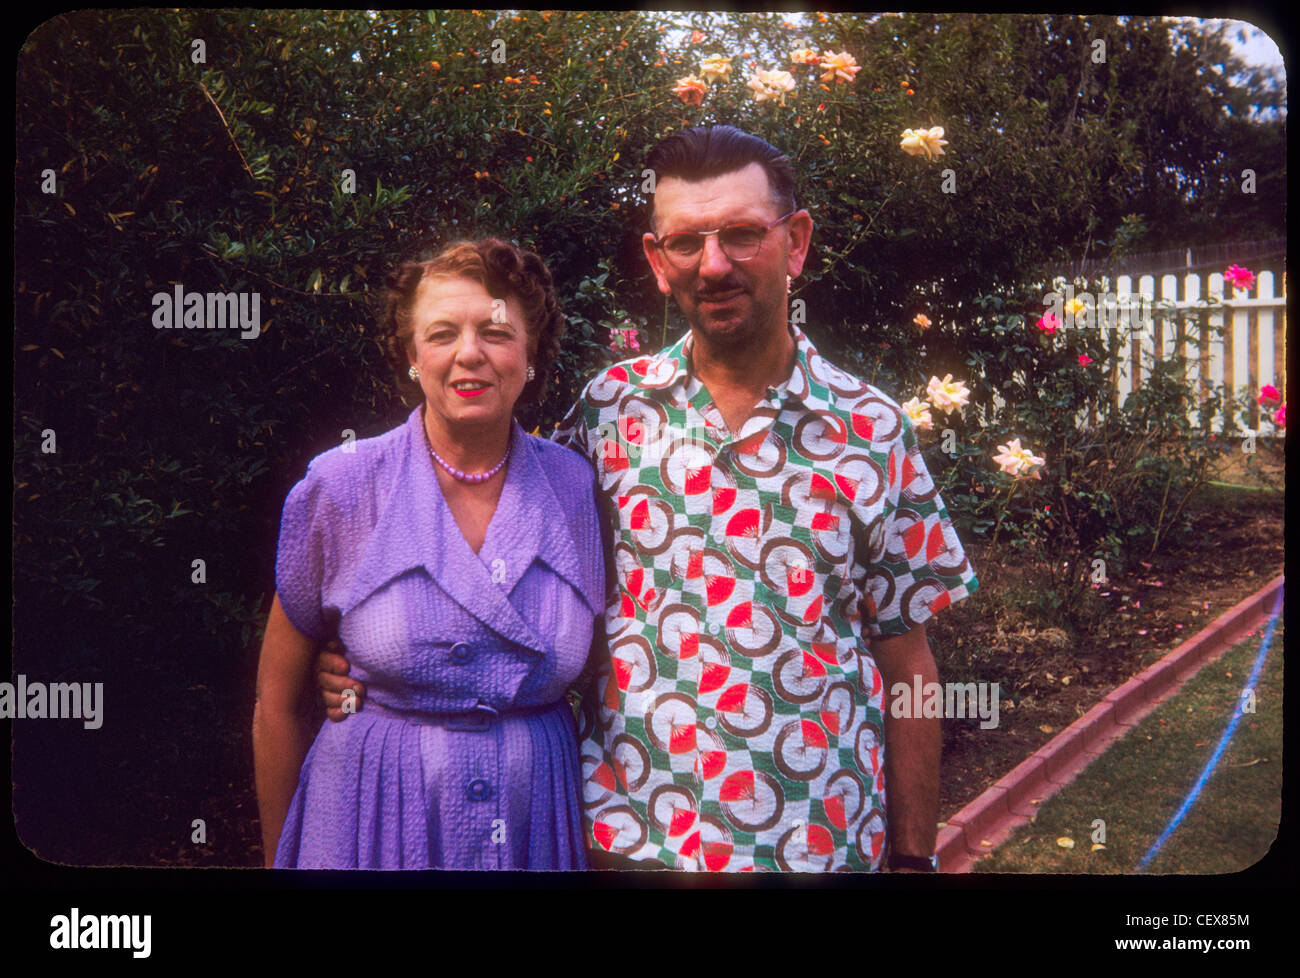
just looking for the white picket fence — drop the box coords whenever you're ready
[1088,269,1284,434]
[990,267,1286,436]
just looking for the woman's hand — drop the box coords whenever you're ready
[317,638,367,722]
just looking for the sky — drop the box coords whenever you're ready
[1224,18,1286,71]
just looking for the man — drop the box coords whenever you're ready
[319,125,978,872]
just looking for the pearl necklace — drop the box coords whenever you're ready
[425,426,512,484]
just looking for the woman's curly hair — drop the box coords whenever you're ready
[377,238,566,409]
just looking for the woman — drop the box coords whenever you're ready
[253,239,605,869]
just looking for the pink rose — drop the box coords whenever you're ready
[672,74,708,105]
[1224,264,1256,291]
[608,327,641,353]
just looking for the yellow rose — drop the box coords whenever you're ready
[901,397,934,431]
[900,126,948,162]
[700,55,732,83]
[925,373,970,413]
[746,69,796,105]
[992,438,1047,479]
[819,50,861,84]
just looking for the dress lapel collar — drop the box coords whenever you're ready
[343,408,546,653]
[480,425,594,616]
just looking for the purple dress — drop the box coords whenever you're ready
[273,407,605,869]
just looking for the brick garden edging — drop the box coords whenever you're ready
[935,572,1285,873]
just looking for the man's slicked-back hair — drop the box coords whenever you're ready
[645,125,797,231]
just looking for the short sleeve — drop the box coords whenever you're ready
[274,466,337,643]
[860,413,979,638]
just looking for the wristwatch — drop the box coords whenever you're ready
[887,852,939,872]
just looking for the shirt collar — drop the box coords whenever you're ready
[624,323,834,411]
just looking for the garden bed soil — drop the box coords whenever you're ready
[932,450,1285,822]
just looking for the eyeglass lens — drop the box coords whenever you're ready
[663,225,765,263]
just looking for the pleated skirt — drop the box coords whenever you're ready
[274,701,589,870]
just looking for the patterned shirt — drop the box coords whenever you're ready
[552,324,979,871]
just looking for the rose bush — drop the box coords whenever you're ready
[16,8,1284,669]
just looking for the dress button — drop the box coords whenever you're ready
[450,642,474,664]
[467,778,492,802]
[705,716,717,729]
[708,622,720,635]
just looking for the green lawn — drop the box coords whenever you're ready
[974,618,1283,874]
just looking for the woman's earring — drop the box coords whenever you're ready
[408,365,420,381]
[526,365,536,381]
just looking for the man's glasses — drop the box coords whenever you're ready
[653,211,796,268]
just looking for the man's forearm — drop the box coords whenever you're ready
[873,626,941,863]
[882,686,941,860]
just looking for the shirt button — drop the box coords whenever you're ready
[705,716,717,730]
[467,778,493,802]
[450,642,474,665]
[708,623,720,635]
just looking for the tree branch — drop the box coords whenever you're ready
[198,81,256,183]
